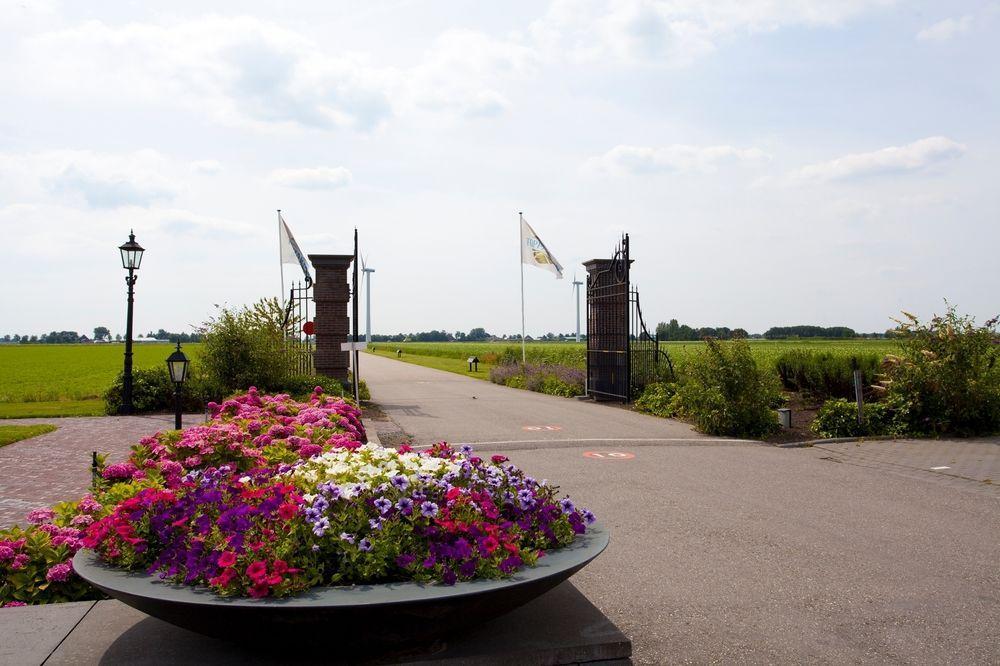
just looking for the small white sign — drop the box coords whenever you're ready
[340,341,368,351]
[930,466,950,471]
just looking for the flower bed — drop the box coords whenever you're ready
[2,387,594,605]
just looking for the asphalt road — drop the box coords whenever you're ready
[363,353,1000,664]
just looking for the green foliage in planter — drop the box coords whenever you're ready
[674,338,781,438]
[775,350,881,400]
[880,306,1000,436]
[634,382,678,418]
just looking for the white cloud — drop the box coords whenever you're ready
[916,15,973,42]
[584,144,771,174]
[268,166,353,190]
[20,16,395,132]
[531,0,894,66]
[15,17,538,130]
[790,137,966,183]
[190,160,223,175]
[404,30,538,119]
[0,149,178,208]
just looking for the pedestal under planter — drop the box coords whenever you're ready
[73,525,609,654]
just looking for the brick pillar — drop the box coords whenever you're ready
[309,254,354,381]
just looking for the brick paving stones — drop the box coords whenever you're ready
[0,413,203,529]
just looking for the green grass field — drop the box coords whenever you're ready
[369,339,898,370]
[0,343,203,418]
[0,424,57,447]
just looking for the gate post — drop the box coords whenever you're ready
[309,254,354,381]
[584,251,632,402]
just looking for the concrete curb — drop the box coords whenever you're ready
[776,435,900,449]
[362,420,381,446]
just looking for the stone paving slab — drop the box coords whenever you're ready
[0,600,95,665]
[810,437,1000,497]
[41,582,629,665]
[0,414,204,529]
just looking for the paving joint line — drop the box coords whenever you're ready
[41,600,97,664]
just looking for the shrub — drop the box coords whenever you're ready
[775,351,881,401]
[488,363,584,397]
[103,366,219,415]
[879,307,1000,436]
[634,382,678,418]
[674,338,781,437]
[811,396,910,439]
[200,298,297,394]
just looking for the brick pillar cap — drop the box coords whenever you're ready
[583,258,634,270]
[309,254,354,269]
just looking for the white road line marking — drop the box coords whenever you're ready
[930,466,951,471]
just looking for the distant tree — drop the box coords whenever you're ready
[732,328,748,339]
[115,334,122,341]
[28,335,37,343]
[11,335,20,342]
[467,327,490,341]
[94,326,110,341]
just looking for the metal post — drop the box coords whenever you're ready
[122,269,136,414]
[573,278,583,343]
[352,229,361,408]
[852,357,864,427]
[519,212,526,363]
[174,383,183,430]
[91,451,99,491]
[363,267,374,344]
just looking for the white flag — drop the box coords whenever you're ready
[520,217,563,279]
[278,212,312,283]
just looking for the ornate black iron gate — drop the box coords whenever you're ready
[282,279,314,375]
[586,234,673,402]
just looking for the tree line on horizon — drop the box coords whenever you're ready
[0,327,203,344]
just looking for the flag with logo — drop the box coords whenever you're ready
[278,211,312,283]
[520,216,563,279]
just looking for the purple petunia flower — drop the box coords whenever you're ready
[396,497,414,514]
[390,475,409,490]
[460,444,474,455]
[312,518,330,537]
[369,518,383,531]
[396,553,416,568]
[582,509,597,525]
[340,532,355,544]
[559,498,575,514]
[373,497,392,514]
[420,501,439,518]
[358,538,372,552]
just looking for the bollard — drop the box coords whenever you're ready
[777,408,792,429]
[852,357,864,426]
[91,451,99,491]
[396,349,402,358]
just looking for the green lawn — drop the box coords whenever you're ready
[369,339,897,370]
[0,424,57,447]
[367,349,493,381]
[0,343,203,418]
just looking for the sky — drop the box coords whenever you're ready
[1,0,997,338]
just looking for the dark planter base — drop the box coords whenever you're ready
[73,525,608,655]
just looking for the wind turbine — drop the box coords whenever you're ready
[572,273,584,343]
[361,255,375,344]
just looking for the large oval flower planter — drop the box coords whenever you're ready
[73,524,609,651]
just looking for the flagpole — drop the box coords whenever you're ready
[519,211,526,364]
[277,210,285,306]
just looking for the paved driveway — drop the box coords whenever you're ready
[362,353,1000,664]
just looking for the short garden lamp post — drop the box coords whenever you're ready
[166,341,190,430]
[118,230,145,414]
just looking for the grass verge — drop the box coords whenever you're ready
[0,424,57,447]
[367,349,492,381]
[0,400,105,419]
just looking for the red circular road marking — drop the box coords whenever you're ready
[522,425,563,431]
[583,451,635,460]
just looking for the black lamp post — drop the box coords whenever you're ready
[166,341,190,430]
[118,230,144,414]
